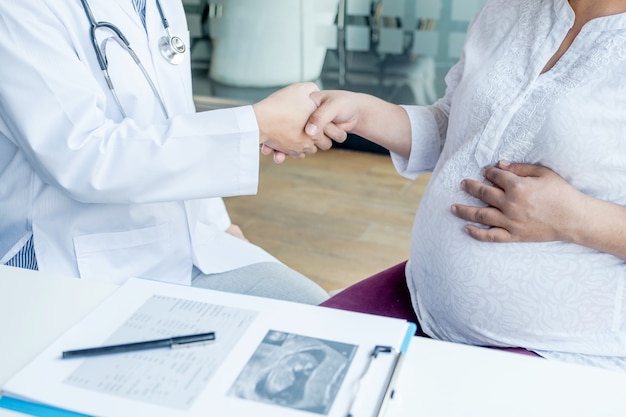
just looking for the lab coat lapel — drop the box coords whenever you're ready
[143,0,196,115]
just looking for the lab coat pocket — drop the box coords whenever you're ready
[74,223,177,284]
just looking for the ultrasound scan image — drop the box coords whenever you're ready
[228,330,357,415]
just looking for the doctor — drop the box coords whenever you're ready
[0,0,331,304]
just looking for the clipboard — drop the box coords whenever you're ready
[347,322,417,417]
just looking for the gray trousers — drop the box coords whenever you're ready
[6,239,328,305]
[191,262,329,305]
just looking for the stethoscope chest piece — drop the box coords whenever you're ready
[159,34,186,65]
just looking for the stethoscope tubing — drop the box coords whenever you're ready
[78,0,183,119]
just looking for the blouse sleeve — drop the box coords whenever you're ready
[390,53,466,179]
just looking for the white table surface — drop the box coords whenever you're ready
[2,265,626,417]
[386,337,626,417]
[0,266,117,416]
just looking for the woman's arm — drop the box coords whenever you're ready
[306,91,413,158]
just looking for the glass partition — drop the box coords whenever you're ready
[184,0,486,151]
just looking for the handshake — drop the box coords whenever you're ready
[252,82,352,164]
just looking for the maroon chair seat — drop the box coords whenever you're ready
[321,261,417,323]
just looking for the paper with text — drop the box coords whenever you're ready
[65,295,257,409]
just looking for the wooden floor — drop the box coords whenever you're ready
[224,148,430,293]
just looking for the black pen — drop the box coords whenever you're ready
[61,332,216,359]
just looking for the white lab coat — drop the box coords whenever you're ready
[0,0,278,284]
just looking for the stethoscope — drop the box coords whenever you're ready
[79,0,187,119]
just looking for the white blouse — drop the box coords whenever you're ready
[392,0,626,371]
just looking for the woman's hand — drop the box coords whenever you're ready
[451,161,587,243]
[307,90,412,158]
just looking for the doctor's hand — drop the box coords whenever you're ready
[226,224,249,242]
[450,161,587,244]
[253,83,333,162]
[260,143,288,164]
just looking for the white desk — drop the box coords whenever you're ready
[2,265,626,417]
[0,266,117,417]
[387,338,626,417]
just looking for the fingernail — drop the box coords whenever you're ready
[499,160,511,167]
[450,205,458,215]
[305,123,318,135]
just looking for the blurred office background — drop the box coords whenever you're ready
[185,0,485,106]
[183,0,485,290]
